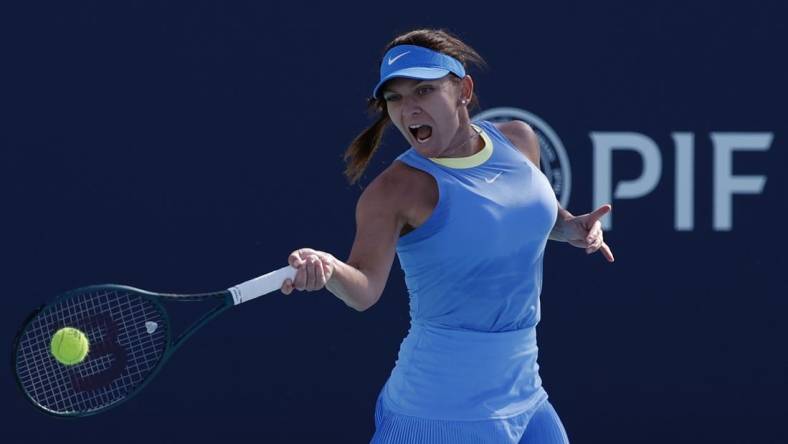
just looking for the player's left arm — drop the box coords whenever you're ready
[496,120,614,262]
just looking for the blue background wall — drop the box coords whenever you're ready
[2,1,786,442]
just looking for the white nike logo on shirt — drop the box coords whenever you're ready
[388,51,410,65]
[485,172,503,183]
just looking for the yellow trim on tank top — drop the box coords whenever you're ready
[428,124,492,169]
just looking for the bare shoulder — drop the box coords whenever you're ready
[345,161,430,299]
[357,159,433,221]
[494,120,540,166]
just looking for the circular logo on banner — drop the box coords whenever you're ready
[473,107,572,209]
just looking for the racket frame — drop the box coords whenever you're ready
[12,265,295,417]
[12,285,232,417]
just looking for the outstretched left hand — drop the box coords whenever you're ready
[558,204,615,262]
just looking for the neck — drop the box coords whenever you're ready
[442,123,482,158]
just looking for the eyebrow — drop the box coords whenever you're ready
[381,80,432,96]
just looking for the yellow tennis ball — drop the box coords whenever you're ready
[50,327,89,366]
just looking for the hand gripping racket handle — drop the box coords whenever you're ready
[228,265,297,305]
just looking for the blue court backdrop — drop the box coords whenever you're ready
[2,1,786,443]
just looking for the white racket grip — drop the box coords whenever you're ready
[229,265,297,305]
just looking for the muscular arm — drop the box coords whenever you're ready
[324,168,409,311]
[283,161,436,309]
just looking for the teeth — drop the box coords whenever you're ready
[409,124,424,129]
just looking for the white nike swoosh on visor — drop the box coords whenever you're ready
[388,51,410,65]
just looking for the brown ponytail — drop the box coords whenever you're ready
[342,28,487,185]
[342,98,390,184]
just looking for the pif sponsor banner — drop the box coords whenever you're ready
[475,107,773,231]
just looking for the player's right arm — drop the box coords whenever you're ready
[281,164,412,311]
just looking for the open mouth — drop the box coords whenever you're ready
[408,124,432,143]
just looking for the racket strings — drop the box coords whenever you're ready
[14,288,169,415]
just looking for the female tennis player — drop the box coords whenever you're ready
[281,28,613,444]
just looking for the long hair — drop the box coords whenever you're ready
[343,29,487,184]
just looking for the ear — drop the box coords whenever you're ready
[459,75,474,105]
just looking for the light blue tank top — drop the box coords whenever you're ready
[381,120,559,421]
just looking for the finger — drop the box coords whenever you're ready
[585,233,603,253]
[293,266,307,291]
[319,257,331,280]
[321,255,335,281]
[315,257,327,289]
[312,256,323,290]
[600,242,615,262]
[303,256,314,290]
[281,278,293,295]
[585,222,602,243]
[306,256,319,290]
[592,233,604,249]
[586,204,612,225]
[288,250,305,268]
[583,232,599,249]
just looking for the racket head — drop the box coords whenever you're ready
[12,284,174,417]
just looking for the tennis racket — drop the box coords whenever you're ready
[12,265,296,417]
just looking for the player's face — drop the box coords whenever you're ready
[382,76,471,158]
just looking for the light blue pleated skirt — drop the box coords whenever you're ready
[371,389,548,444]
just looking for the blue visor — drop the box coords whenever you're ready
[372,45,466,99]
